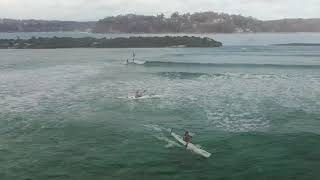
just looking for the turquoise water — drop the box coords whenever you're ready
[1,34,320,179]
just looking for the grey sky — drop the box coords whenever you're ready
[0,0,319,21]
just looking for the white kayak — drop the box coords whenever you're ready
[170,131,211,158]
[133,60,146,65]
[122,60,146,65]
[118,95,162,100]
[127,95,161,100]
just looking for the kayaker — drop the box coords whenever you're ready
[135,90,147,98]
[183,131,192,148]
[135,90,142,98]
[132,51,135,63]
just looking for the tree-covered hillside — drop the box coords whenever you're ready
[94,12,320,33]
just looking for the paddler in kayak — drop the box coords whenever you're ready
[183,131,192,148]
[132,51,135,63]
[134,90,147,98]
[135,90,142,98]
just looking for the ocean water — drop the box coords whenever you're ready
[0,33,320,179]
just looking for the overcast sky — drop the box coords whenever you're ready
[0,0,319,21]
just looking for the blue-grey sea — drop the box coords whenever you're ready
[0,32,320,180]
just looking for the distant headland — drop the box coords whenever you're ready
[0,36,223,49]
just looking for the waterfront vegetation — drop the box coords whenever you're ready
[0,36,223,49]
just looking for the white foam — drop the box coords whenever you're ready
[0,64,101,113]
[207,111,270,132]
[156,136,182,148]
[143,124,163,132]
[144,124,182,148]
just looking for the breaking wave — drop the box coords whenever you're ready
[157,71,289,80]
[144,61,320,69]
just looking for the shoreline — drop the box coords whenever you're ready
[0,36,223,49]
